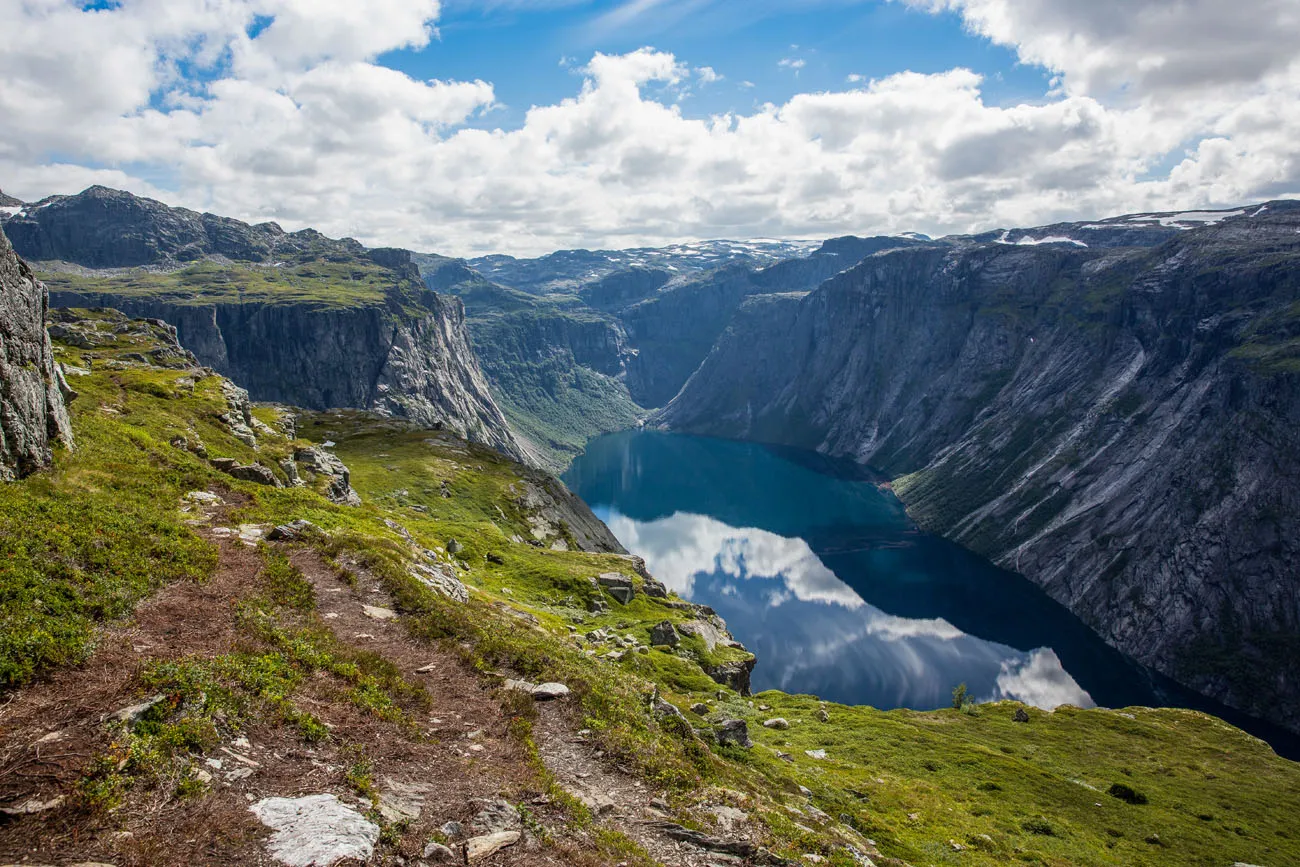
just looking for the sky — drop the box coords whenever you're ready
[1,0,1298,256]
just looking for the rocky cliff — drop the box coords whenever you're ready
[8,187,525,462]
[0,227,72,480]
[621,236,930,407]
[2,185,361,268]
[659,203,1300,732]
[49,281,525,462]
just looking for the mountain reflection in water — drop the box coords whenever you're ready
[603,508,1094,711]
[566,430,1300,756]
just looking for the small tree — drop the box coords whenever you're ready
[952,682,969,710]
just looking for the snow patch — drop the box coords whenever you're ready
[0,206,22,218]
[1157,209,1245,228]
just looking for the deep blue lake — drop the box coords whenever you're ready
[564,430,1299,758]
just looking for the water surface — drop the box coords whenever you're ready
[564,430,1299,756]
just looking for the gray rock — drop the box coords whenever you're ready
[817,708,830,723]
[439,820,465,840]
[409,561,470,604]
[1013,707,1030,723]
[650,620,680,647]
[465,831,520,862]
[714,719,752,748]
[267,519,320,542]
[471,798,521,835]
[421,841,458,863]
[377,778,431,823]
[249,794,379,867]
[763,718,790,730]
[597,572,635,604]
[295,446,360,505]
[0,227,72,480]
[531,682,570,701]
[705,657,757,697]
[106,693,166,727]
[690,703,710,715]
[446,538,463,555]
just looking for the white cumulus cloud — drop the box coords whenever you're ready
[0,0,1297,255]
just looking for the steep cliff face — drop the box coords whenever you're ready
[8,187,524,462]
[0,227,72,480]
[48,285,524,461]
[659,203,1300,731]
[620,236,929,407]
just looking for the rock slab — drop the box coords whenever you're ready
[249,794,379,867]
[0,225,71,480]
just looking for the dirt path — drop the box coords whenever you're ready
[0,495,612,866]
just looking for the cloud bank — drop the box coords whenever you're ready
[2,0,1296,255]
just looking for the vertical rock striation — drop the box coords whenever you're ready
[0,226,72,479]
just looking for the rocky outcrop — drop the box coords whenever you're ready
[49,277,524,462]
[0,226,72,480]
[660,202,1300,731]
[10,187,523,462]
[4,185,363,268]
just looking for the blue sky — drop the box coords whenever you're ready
[401,1,1051,130]
[3,0,1297,255]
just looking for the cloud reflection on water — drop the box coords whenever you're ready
[603,509,1095,711]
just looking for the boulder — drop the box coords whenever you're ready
[597,572,635,604]
[410,561,470,603]
[1013,707,1030,723]
[705,657,757,696]
[471,798,521,835]
[763,718,790,730]
[649,620,680,647]
[715,719,752,748]
[267,519,320,542]
[532,682,570,701]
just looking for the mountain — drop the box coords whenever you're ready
[658,201,1300,732]
[420,234,932,466]
[5,187,526,462]
[0,226,72,479]
[469,238,823,296]
[1,185,362,269]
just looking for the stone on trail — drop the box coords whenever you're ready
[249,794,379,867]
[471,797,522,835]
[531,682,570,701]
[422,841,458,863]
[465,831,521,862]
[362,604,397,621]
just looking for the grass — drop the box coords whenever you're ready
[38,259,409,310]
[8,309,1300,866]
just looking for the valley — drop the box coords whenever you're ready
[2,186,1299,866]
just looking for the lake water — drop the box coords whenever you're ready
[565,430,1299,757]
